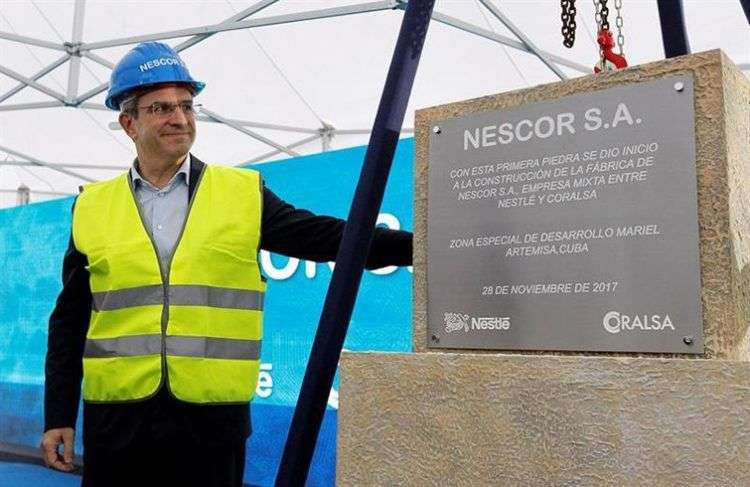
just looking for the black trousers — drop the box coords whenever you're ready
[81,435,246,487]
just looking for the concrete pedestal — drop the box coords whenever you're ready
[339,353,750,486]
[338,51,749,485]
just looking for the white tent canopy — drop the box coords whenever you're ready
[1,0,748,208]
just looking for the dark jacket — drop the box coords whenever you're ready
[44,155,412,447]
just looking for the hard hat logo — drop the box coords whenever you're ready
[138,57,186,73]
[105,41,205,111]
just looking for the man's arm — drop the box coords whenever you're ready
[44,229,90,430]
[260,185,412,268]
[41,200,90,471]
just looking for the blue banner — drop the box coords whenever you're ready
[0,138,415,486]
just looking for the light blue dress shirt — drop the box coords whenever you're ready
[129,154,191,271]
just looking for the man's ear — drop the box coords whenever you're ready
[119,112,137,140]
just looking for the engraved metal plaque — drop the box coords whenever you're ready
[427,75,703,353]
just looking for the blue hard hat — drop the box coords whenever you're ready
[105,41,205,110]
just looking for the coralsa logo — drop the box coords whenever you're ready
[443,312,510,333]
[602,311,675,334]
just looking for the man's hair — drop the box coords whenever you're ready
[119,91,143,119]
[119,84,196,119]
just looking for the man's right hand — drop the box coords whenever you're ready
[41,427,75,472]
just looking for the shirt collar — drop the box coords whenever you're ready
[130,153,191,188]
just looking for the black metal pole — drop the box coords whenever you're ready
[741,0,750,26]
[274,1,436,485]
[656,0,691,58]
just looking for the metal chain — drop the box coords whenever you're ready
[594,0,610,31]
[614,0,625,55]
[561,0,577,48]
[592,0,604,67]
[592,0,600,31]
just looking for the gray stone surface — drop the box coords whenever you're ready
[413,50,750,360]
[338,352,750,486]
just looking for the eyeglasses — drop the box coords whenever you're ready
[136,101,201,117]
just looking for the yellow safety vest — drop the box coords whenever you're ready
[72,163,265,404]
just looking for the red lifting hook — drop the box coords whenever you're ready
[594,29,628,73]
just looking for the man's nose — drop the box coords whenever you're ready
[167,106,189,125]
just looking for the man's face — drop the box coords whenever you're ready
[119,85,196,161]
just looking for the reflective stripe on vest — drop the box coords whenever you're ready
[84,335,261,360]
[92,284,264,311]
[73,162,264,404]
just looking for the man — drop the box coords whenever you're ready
[41,42,411,486]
